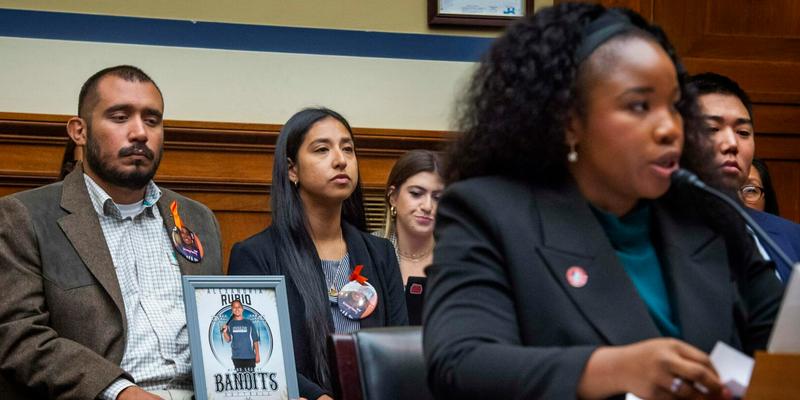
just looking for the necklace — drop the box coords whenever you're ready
[397,246,433,262]
[325,257,347,300]
[317,232,347,299]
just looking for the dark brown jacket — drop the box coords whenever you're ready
[0,165,222,399]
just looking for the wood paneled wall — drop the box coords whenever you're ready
[0,112,447,270]
[4,0,800,271]
[559,0,800,223]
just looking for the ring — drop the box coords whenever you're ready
[670,377,684,394]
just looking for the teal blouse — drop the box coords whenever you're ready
[591,202,681,338]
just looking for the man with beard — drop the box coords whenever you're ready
[0,66,222,400]
[689,72,800,283]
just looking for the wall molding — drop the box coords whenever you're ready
[0,111,448,192]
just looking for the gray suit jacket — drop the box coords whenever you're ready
[0,165,222,399]
[424,176,783,400]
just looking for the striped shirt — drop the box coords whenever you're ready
[321,253,360,333]
[82,175,193,400]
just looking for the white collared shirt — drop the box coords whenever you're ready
[83,175,193,399]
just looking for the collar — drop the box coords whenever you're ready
[83,174,161,219]
[590,201,653,251]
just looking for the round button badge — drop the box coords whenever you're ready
[337,280,378,320]
[171,226,204,263]
[565,266,588,288]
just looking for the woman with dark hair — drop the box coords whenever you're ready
[229,108,408,399]
[424,3,781,400]
[742,158,780,215]
[376,150,444,283]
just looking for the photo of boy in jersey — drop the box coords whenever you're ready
[222,299,260,370]
[171,226,203,262]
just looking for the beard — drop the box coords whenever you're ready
[84,130,163,190]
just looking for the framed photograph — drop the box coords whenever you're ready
[428,0,536,27]
[182,276,299,400]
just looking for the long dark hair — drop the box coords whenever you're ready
[382,150,442,237]
[271,107,366,389]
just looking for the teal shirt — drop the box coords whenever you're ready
[591,202,681,338]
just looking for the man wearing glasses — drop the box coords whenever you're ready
[741,158,780,215]
[689,72,800,283]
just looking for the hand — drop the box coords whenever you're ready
[117,386,164,400]
[580,338,732,400]
[620,338,731,399]
[222,325,228,334]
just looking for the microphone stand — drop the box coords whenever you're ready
[671,169,798,271]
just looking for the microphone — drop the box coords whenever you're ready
[671,168,796,270]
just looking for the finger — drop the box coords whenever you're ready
[680,367,723,395]
[672,341,716,373]
[667,355,723,394]
[667,377,711,400]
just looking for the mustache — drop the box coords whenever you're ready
[118,142,154,160]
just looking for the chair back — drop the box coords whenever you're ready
[329,326,434,400]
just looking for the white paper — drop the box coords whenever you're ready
[709,341,753,398]
[768,264,800,353]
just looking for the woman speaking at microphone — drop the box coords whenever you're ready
[423,3,782,400]
[229,108,407,400]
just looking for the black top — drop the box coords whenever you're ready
[424,176,783,400]
[228,221,408,399]
[404,276,427,326]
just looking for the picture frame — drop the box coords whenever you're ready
[428,0,536,27]
[182,275,299,400]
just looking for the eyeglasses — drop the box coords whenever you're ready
[740,185,764,202]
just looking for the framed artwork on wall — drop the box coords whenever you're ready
[428,0,536,27]
[183,275,299,400]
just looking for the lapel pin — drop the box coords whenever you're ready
[409,283,424,295]
[169,200,204,263]
[338,265,378,320]
[566,266,588,288]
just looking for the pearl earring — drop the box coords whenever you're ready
[567,143,578,163]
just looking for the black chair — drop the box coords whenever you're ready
[328,326,434,400]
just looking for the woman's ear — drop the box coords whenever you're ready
[387,185,397,207]
[564,109,583,148]
[287,158,298,184]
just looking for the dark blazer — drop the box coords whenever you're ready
[746,208,800,282]
[228,222,408,399]
[424,176,783,400]
[0,165,223,400]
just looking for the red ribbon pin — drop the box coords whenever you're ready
[349,265,368,285]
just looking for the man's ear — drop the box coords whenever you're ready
[66,117,88,146]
